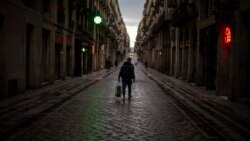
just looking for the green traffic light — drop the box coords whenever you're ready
[94,16,102,24]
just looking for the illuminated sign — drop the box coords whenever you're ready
[224,27,231,44]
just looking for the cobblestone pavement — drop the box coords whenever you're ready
[6,66,218,141]
[0,69,115,139]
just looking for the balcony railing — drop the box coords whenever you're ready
[167,0,177,8]
[213,0,239,14]
[154,0,164,7]
[213,0,239,22]
[100,0,108,9]
[150,10,168,34]
[172,3,197,26]
[214,0,239,9]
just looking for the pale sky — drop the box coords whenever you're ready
[118,0,145,47]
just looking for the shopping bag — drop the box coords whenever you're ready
[115,82,121,97]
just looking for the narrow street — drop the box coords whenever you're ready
[1,1,250,141]
[1,63,250,141]
[1,64,220,141]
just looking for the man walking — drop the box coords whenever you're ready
[118,57,135,101]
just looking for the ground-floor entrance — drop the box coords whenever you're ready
[55,44,62,80]
[0,15,4,96]
[66,46,72,76]
[42,29,50,82]
[200,24,217,90]
[247,20,250,98]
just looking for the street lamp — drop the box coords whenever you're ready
[93,15,102,70]
[82,48,86,52]
[94,16,102,25]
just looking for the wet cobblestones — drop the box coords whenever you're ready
[6,67,217,141]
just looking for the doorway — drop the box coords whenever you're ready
[165,47,170,74]
[74,39,81,76]
[182,47,188,79]
[66,46,71,76]
[0,16,4,96]
[172,47,176,76]
[200,24,217,89]
[55,44,62,79]
[42,29,50,82]
[178,47,183,78]
[26,24,34,88]
[241,10,250,98]
[247,20,250,98]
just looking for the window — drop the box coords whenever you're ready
[24,0,33,8]
[57,0,65,24]
[68,1,74,28]
[43,0,51,14]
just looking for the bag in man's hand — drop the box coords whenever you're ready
[115,82,121,97]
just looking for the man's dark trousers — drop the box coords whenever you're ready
[122,81,132,98]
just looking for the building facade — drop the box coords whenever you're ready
[135,0,250,104]
[0,0,129,98]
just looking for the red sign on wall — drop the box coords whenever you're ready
[224,26,231,44]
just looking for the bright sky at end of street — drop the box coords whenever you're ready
[118,0,145,48]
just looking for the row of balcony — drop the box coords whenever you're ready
[137,0,198,45]
[136,0,240,50]
[172,3,198,26]
[145,0,239,31]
